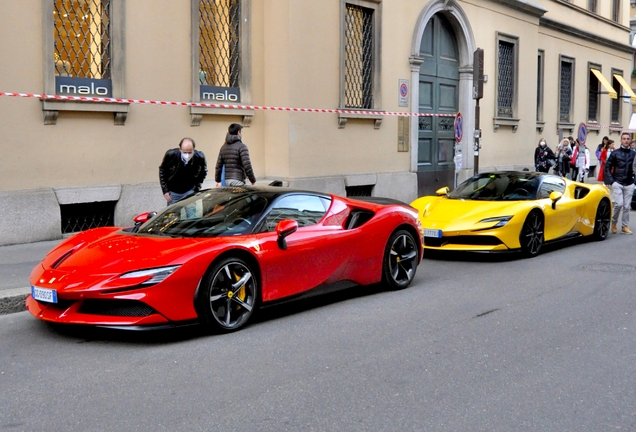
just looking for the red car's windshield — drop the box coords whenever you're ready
[137,190,269,237]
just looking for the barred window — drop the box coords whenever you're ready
[611,0,620,22]
[344,4,374,109]
[199,0,240,88]
[537,50,544,122]
[497,39,515,118]
[611,72,621,123]
[43,0,126,124]
[588,66,600,122]
[190,0,251,126]
[559,57,574,123]
[54,0,111,79]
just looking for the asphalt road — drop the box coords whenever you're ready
[1,234,635,431]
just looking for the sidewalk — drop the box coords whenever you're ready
[0,239,62,314]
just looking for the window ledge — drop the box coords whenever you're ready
[189,106,254,127]
[536,121,545,133]
[42,99,129,125]
[586,122,602,135]
[338,111,383,129]
[493,117,520,132]
[557,122,575,133]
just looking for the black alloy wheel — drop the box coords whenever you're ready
[382,230,419,290]
[520,211,544,258]
[592,199,611,241]
[199,257,259,332]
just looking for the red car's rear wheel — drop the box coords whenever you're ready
[198,257,259,332]
[382,229,419,290]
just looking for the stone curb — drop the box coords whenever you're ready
[0,288,30,315]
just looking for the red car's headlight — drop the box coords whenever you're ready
[119,265,181,286]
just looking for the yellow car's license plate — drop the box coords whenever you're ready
[423,229,442,238]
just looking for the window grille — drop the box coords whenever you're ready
[497,40,514,118]
[54,0,111,79]
[60,201,116,234]
[344,4,374,109]
[588,69,599,122]
[611,75,620,123]
[199,0,241,87]
[346,185,374,197]
[559,61,573,123]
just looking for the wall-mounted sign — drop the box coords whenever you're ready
[578,122,587,145]
[200,85,240,102]
[397,116,410,152]
[398,79,408,107]
[56,76,112,97]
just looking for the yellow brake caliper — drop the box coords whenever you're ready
[233,272,246,309]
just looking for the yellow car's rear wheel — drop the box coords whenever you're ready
[592,199,611,241]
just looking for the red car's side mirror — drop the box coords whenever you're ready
[275,219,298,250]
[133,211,157,224]
[131,211,157,232]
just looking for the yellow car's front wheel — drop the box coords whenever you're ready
[520,210,544,258]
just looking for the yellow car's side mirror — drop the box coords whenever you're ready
[435,187,450,196]
[549,191,562,209]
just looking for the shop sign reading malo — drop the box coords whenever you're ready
[200,85,240,102]
[56,76,112,97]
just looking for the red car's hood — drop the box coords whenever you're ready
[33,228,214,292]
[46,230,206,273]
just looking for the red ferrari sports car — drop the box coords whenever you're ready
[27,186,423,332]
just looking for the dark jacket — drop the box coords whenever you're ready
[534,146,556,172]
[604,146,635,186]
[215,134,256,184]
[159,148,207,194]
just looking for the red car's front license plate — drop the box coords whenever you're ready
[31,286,58,304]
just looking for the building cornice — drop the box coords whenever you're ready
[550,0,629,31]
[540,16,635,54]
[489,0,546,18]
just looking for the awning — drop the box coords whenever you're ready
[590,69,617,99]
[613,73,636,103]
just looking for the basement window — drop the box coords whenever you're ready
[60,201,116,234]
[345,185,374,197]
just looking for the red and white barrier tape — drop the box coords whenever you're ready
[0,91,455,117]
[584,123,629,131]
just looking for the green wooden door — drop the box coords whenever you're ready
[417,14,459,196]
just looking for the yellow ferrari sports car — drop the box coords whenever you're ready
[410,171,612,257]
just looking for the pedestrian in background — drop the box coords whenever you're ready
[604,132,635,235]
[571,139,590,182]
[596,136,609,161]
[630,140,636,152]
[597,139,613,183]
[159,137,208,205]
[534,138,556,173]
[215,123,256,187]
[567,136,577,179]
[555,138,572,178]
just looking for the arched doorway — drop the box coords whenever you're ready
[416,13,460,196]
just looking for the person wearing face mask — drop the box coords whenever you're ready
[604,132,636,234]
[534,138,556,173]
[159,137,208,205]
[215,123,256,187]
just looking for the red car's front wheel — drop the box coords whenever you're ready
[198,257,260,332]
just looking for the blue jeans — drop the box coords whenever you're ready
[168,189,196,218]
